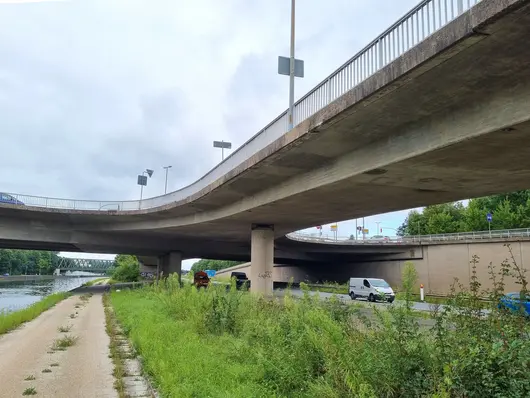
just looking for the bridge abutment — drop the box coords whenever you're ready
[250,224,274,294]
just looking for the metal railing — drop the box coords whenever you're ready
[288,227,530,244]
[2,0,481,212]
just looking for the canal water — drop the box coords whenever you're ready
[0,275,100,313]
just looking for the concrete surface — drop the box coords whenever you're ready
[0,295,116,398]
[0,0,530,262]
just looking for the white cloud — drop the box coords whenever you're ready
[1,0,423,260]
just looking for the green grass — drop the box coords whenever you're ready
[82,277,108,287]
[22,387,37,396]
[0,293,70,335]
[111,269,530,398]
[103,293,126,397]
[52,335,78,351]
[307,281,348,294]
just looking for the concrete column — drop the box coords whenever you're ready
[159,251,182,281]
[250,224,274,294]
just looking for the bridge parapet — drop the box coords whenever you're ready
[288,228,530,245]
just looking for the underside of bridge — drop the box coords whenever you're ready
[1,0,530,292]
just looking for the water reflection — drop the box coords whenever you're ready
[0,275,101,313]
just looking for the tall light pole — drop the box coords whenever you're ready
[375,221,381,235]
[278,0,304,131]
[163,165,172,194]
[288,0,295,131]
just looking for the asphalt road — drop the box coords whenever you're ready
[278,288,442,312]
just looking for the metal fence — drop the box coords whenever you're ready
[3,0,481,212]
[288,227,530,244]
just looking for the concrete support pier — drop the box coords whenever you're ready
[158,251,182,281]
[250,224,274,294]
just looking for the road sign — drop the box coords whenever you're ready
[137,175,147,186]
[487,212,492,222]
[204,269,216,278]
[363,228,369,234]
[213,141,232,149]
[277,56,304,78]
[330,224,337,231]
[146,169,154,177]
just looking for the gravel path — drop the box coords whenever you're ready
[0,294,116,398]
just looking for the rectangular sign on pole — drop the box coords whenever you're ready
[137,175,147,186]
[213,141,232,149]
[277,56,304,78]
[486,212,492,222]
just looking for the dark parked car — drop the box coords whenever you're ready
[231,272,250,290]
[0,193,24,205]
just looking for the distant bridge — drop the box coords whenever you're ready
[56,257,114,273]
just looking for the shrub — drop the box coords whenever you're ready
[112,254,140,282]
[111,246,530,397]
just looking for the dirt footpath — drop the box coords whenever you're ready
[0,294,116,398]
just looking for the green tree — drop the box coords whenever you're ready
[0,249,60,275]
[112,254,140,282]
[398,189,530,235]
[190,259,244,273]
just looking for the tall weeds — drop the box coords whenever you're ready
[111,248,530,397]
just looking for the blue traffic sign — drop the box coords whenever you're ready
[204,269,217,278]
[487,212,492,222]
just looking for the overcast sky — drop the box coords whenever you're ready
[0,0,424,266]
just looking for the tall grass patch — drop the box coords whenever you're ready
[111,247,530,397]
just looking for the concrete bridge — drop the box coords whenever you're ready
[1,0,530,293]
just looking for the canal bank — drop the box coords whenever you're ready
[0,293,117,398]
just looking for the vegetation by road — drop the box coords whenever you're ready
[111,254,140,282]
[398,189,530,235]
[190,258,244,273]
[0,292,70,335]
[110,254,530,397]
[306,281,348,294]
[82,277,108,287]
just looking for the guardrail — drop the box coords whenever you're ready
[1,0,482,212]
[288,227,530,244]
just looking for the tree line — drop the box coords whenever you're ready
[398,189,530,236]
[0,249,63,275]
[190,259,244,273]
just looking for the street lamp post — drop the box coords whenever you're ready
[278,0,304,131]
[163,165,172,194]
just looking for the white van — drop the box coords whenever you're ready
[349,278,395,303]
